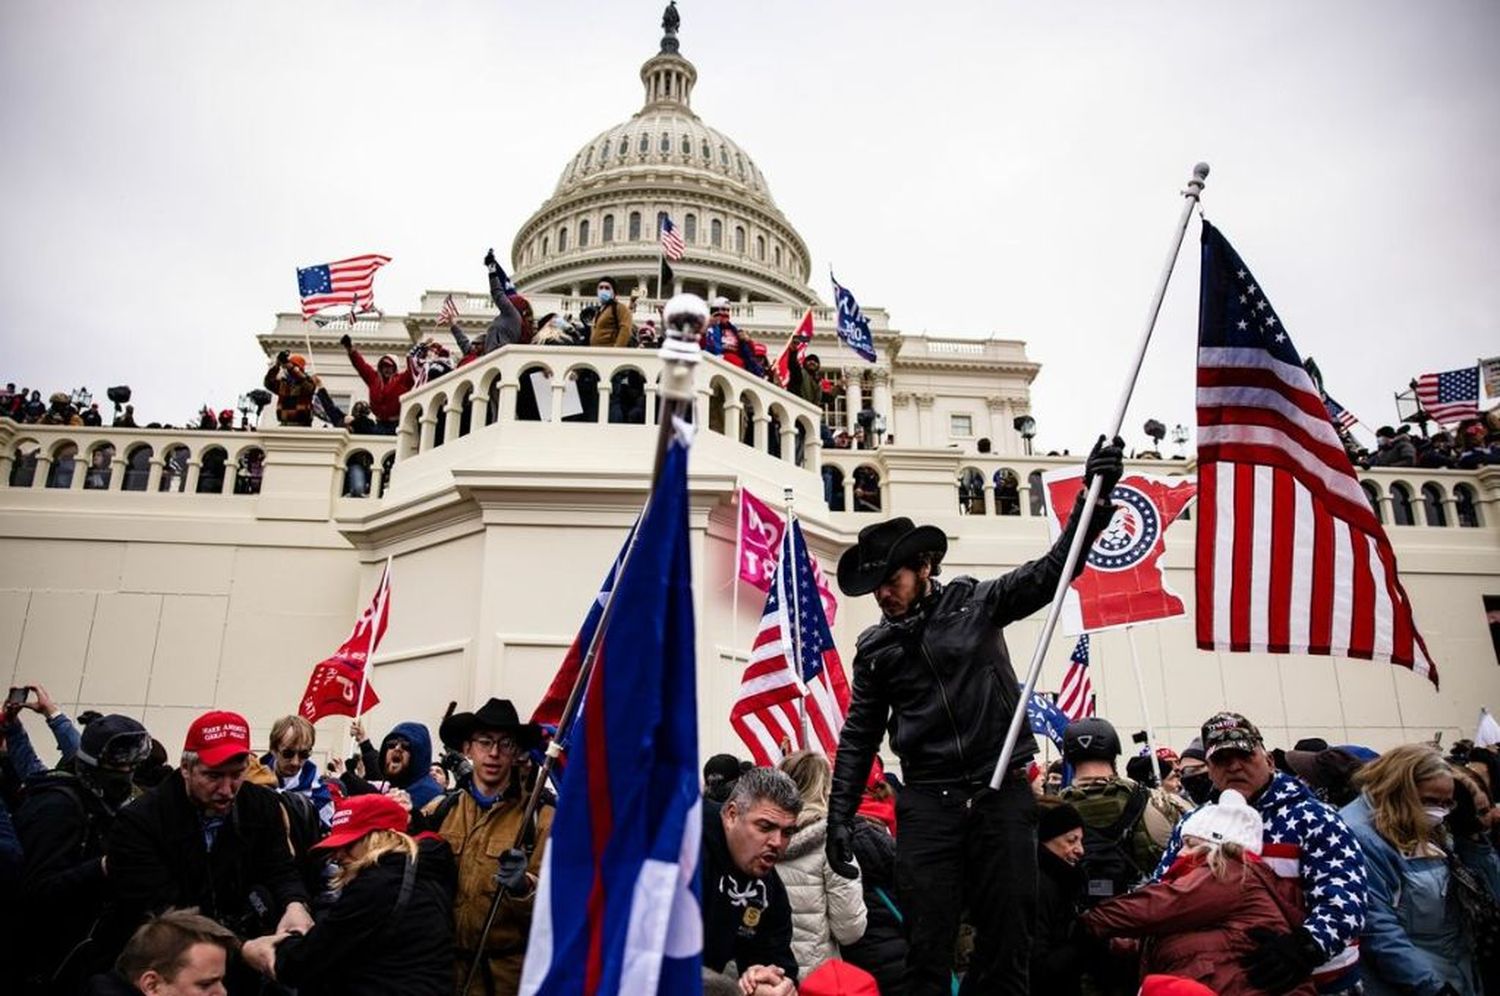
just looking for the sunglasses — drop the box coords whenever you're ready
[278,748,313,761]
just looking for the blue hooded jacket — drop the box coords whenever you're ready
[381,721,443,811]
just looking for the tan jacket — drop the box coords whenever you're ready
[589,298,633,348]
[423,788,554,996]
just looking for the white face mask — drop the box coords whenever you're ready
[1423,806,1449,828]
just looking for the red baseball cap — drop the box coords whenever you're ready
[183,710,252,768]
[314,793,409,852]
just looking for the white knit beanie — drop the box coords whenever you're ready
[1180,788,1264,854]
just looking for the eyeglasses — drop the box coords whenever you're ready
[278,748,313,761]
[470,736,519,756]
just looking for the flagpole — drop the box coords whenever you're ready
[988,162,1209,791]
[350,557,389,742]
[732,484,743,672]
[460,296,706,996]
[784,487,809,751]
[1124,625,1166,786]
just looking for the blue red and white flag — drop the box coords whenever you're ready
[520,425,701,994]
[1413,366,1481,425]
[1195,221,1435,685]
[1322,393,1359,431]
[1025,687,1070,749]
[830,271,877,363]
[296,254,390,318]
[1056,635,1095,722]
[730,517,851,767]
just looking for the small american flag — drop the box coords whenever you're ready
[437,294,459,326]
[1414,366,1481,425]
[659,216,685,261]
[1323,393,1359,431]
[296,254,390,318]
[1057,635,1095,721]
[730,517,850,766]
[1195,222,1434,685]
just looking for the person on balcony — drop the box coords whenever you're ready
[589,277,633,348]
[703,297,763,374]
[339,336,413,435]
[264,351,317,427]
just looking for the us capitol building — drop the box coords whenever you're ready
[2,8,1496,765]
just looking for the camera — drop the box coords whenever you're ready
[5,686,33,709]
[439,748,473,782]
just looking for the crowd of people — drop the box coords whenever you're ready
[1354,418,1500,470]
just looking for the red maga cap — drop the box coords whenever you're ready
[315,793,409,852]
[183,710,252,768]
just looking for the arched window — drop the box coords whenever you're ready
[584,147,593,167]
[343,451,373,498]
[601,215,614,243]
[234,448,265,495]
[1455,484,1481,527]
[1028,470,1045,517]
[122,445,152,491]
[84,443,115,490]
[823,464,846,511]
[196,447,227,494]
[618,135,630,158]
[684,214,697,243]
[1419,483,1447,527]
[541,235,549,257]
[756,235,766,260]
[680,134,691,154]
[557,226,568,252]
[600,141,610,162]
[853,465,882,512]
[46,442,77,489]
[628,212,642,240]
[994,469,1021,515]
[734,226,746,253]
[958,468,985,515]
[1360,481,1384,523]
[158,445,189,492]
[9,445,38,487]
[710,219,723,248]
[638,133,649,154]
[659,132,670,153]
[701,139,711,161]
[736,153,746,177]
[719,145,729,166]
[1389,482,1415,526]
[774,245,782,268]
[578,219,590,248]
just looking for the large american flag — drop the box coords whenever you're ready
[1195,222,1435,685]
[296,254,391,318]
[1057,634,1095,721]
[1322,393,1359,431]
[659,216,685,261]
[1413,366,1481,425]
[730,517,850,766]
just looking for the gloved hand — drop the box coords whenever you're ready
[496,848,530,894]
[1084,434,1125,497]
[1242,926,1324,994]
[276,350,290,366]
[483,247,498,271]
[826,821,858,879]
[339,333,352,350]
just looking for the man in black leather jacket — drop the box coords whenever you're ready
[825,437,1123,995]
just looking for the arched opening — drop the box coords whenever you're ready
[158,445,190,492]
[823,464,846,512]
[734,225,746,254]
[602,215,614,243]
[578,218,590,248]
[1455,484,1481,527]
[1388,482,1415,526]
[756,235,766,261]
[431,395,450,447]
[708,380,730,435]
[852,465,882,512]
[557,226,568,252]
[795,416,816,469]
[1360,481,1384,523]
[629,212,642,241]
[379,452,395,497]
[84,442,116,490]
[607,365,646,425]
[9,444,38,487]
[234,447,265,495]
[958,467,985,515]
[122,444,152,492]
[196,446,228,494]
[684,213,697,244]
[1027,470,1045,517]
[517,364,551,422]
[1419,482,1447,527]
[994,468,1021,516]
[767,403,790,459]
[484,374,502,426]
[738,391,760,448]
[343,450,374,498]
[46,441,78,489]
[711,219,723,248]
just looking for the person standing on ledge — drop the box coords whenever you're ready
[825,437,1124,995]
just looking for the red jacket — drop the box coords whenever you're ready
[1081,852,1315,996]
[348,349,414,424]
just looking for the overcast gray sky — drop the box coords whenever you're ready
[2,0,1495,453]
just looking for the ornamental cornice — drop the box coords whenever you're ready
[890,391,913,407]
[870,368,891,384]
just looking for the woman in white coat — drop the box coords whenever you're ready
[776,750,869,979]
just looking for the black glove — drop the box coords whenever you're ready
[1242,926,1324,994]
[339,333,352,350]
[1084,434,1125,497]
[483,247,498,271]
[276,350,290,365]
[826,821,858,879]
[1449,777,1483,838]
[496,848,530,894]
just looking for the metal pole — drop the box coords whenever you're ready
[989,163,1208,790]
[1124,625,1166,786]
[784,487,808,751]
[459,295,707,996]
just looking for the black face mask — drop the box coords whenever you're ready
[1181,772,1214,805]
[84,768,135,807]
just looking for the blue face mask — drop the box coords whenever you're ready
[598,288,613,303]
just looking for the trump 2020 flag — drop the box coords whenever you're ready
[1024,687,1069,750]
[1042,469,1197,635]
[520,426,701,995]
[831,271,877,362]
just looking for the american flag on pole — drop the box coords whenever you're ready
[296,254,391,318]
[1413,366,1481,425]
[1057,635,1095,721]
[659,216,685,261]
[1195,221,1436,685]
[437,293,460,326]
[730,517,851,767]
[1322,393,1359,431]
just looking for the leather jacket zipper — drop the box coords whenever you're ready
[919,638,967,769]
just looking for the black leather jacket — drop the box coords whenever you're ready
[829,495,1109,824]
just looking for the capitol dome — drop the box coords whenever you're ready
[511,5,818,307]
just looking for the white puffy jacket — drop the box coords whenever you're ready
[777,816,868,978]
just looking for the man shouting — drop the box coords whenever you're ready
[826,437,1124,995]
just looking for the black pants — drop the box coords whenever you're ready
[895,775,1037,995]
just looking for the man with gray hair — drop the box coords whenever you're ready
[702,766,802,996]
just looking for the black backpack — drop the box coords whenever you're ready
[1078,782,1150,906]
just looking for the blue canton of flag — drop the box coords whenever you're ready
[1323,393,1358,431]
[1023,687,1069,749]
[520,433,701,995]
[297,265,332,297]
[783,521,835,685]
[831,271,877,363]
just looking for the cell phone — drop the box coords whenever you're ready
[5,686,32,708]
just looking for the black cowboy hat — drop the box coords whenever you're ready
[438,697,542,752]
[836,517,947,597]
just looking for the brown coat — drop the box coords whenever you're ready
[422,789,554,996]
[589,298,633,348]
[1081,853,1315,996]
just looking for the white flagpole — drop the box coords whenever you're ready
[731,484,743,671]
[989,163,1209,790]
[784,487,809,751]
[1124,625,1166,785]
[351,557,390,740]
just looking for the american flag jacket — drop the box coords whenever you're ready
[1153,770,1367,993]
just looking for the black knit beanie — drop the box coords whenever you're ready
[1037,800,1084,843]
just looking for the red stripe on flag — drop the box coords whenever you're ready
[583,649,613,993]
[1195,462,1218,650]
[1230,465,1256,651]
[1268,467,1295,653]
[1308,494,1336,655]
[1347,529,1375,657]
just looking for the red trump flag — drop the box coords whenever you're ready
[736,488,838,624]
[299,562,391,722]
